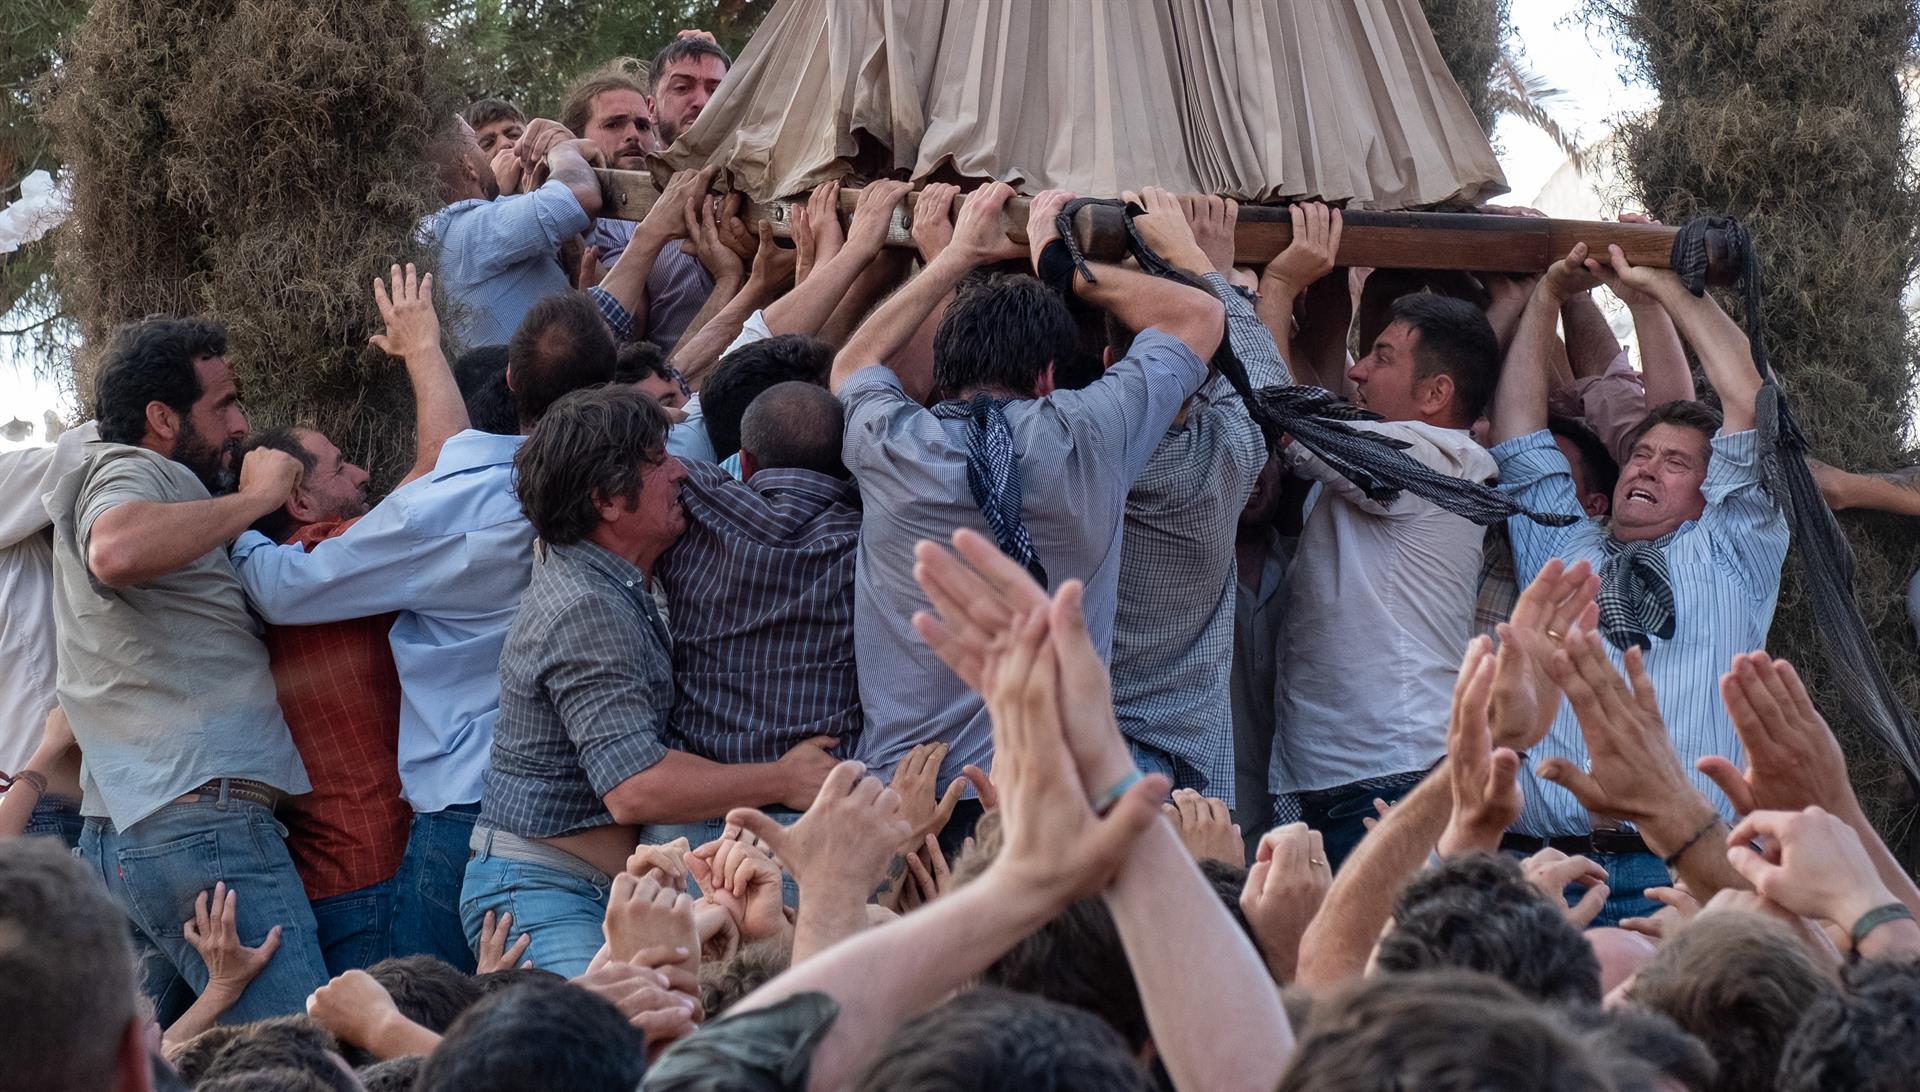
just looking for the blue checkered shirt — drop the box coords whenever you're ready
[1109,274,1287,807]
[653,460,863,763]
[481,540,673,838]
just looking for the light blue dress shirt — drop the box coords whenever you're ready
[230,430,533,814]
[424,181,590,349]
[1494,427,1789,836]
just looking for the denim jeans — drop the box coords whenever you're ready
[24,791,84,850]
[76,794,330,1023]
[311,876,396,976]
[460,830,611,978]
[1585,850,1670,926]
[1294,774,1427,872]
[389,804,479,973]
[1126,740,1190,797]
[639,809,804,904]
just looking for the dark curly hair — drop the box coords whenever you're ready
[512,384,670,545]
[92,316,227,445]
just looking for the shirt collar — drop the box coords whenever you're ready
[430,430,525,480]
[547,539,652,592]
[747,468,859,508]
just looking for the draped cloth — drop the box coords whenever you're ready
[661,0,1508,210]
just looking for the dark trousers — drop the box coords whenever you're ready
[1296,772,1428,872]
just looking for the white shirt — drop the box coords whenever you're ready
[0,422,98,776]
[1271,419,1496,794]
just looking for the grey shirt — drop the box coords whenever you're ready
[585,218,715,349]
[46,443,308,829]
[839,330,1208,787]
[481,540,673,839]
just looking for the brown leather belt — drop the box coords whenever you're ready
[173,778,281,810]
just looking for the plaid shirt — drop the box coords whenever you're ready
[654,460,862,763]
[1109,273,1285,806]
[1475,523,1519,640]
[263,517,410,901]
[481,541,673,838]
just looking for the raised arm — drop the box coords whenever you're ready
[1561,289,1623,380]
[594,168,716,341]
[88,449,301,588]
[829,182,1025,394]
[765,181,912,341]
[1492,245,1596,444]
[1252,204,1340,382]
[369,264,468,486]
[1615,215,1695,407]
[668,223,794,388]
[542,136,604,219]
[1071,188,1224,360]
[1587,244,1760,434]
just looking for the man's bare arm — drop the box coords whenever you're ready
[1492,246,1595,444]
[830,182,1024,393]
[368,264,468,486]
[89,449,302,588]
[766,182,911,341]
[1588,245,1760,434]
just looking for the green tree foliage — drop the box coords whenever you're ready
[1590,0,1920,853]
[417,0,774,117]
[47,0,453,482]
[1422,0,1512,135]
[1,0,84,351]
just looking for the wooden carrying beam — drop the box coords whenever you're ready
[596,169,1739,283]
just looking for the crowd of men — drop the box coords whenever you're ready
[5,28,1920,1092]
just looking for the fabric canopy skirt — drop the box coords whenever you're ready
[659,0,1508,210]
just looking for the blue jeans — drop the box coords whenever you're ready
[639,810,803,904]
[460,830,611,978]
[1126,740,1189,797]
[1294,774,1427,872]
[390,804,479,972]
[1585,850,1669,926]
[24,791,84,850]
[311,876,396,976]
[77,795,330,1023]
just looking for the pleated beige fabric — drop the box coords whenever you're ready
[660,0,1508,210]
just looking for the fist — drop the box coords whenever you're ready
[238,447,303,506]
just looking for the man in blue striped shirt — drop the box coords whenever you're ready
[1489,242,1787,924]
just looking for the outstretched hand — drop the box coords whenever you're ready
[369,263,441,360]
[1704,652,1857,818]
[184,882,281,1000]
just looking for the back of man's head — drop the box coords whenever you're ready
[983,895,1147,1050]
[1585,1006,1718,1092]
[1375,853,1603,1007]
[1625,911,1836,1092]
[1547,413,1620,500]
[933,273,1081,400]
[852,987,1152,1092]
[94,315,227,447]
[0,839,139,1092]
[452,345,518,436]
[366,955,485,1034]
[194,1017,357,1092]
[740,381,847,478]
[1776,956,1920,1092]
[414,981,644,1092]
[1281,970,1613,1092]
[1387,292,1501,425]
[698,938,794,1019]
[356,1054,424,1092]
[506,293,616,429]
[701,335,833,459]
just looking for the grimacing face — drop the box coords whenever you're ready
[650,54,727,146]
[1610,422,1711,541]
[473,117,525,156]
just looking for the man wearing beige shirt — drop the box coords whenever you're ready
[47,316,324,1021]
